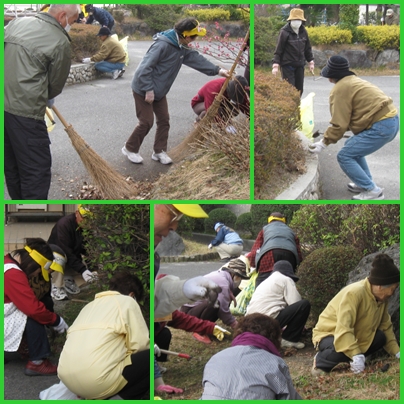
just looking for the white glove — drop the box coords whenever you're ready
[272,63,279,76]
[350,354,366,374]
[183,276,222,304]
[396,352,400,359]
[82,269,99,283]
[225,125,237,134]
[309,60,315,72]
[154,344,161,357]
[309,138,326,154]
[82,57,91,63]
[208,244,212,249]
[218,68,230,77]
[53,316,69,334]
[145,90,154,104]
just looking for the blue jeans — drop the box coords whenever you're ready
[94,61,124,73]
[337,115,399,190]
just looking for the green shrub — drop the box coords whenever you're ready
[298,246,362,325]
[306,26,352,45]
[254,72,303,195]
[235,212,253,237]
[290,205,400,255]
[221,5,249,22]
[81,204,150,314]
[204,208,237,234]
[184,8,231,22]
[357,25,400,51]
[254,16,285,66]
[112,10,125,23]
[69,24,100,62]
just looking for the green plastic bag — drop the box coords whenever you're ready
[230,272,258,315]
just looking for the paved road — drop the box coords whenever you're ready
[301,75,400,200]
[159,260,224,279]
[4,40,238,200]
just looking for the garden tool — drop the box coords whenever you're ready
[159,349,192,360]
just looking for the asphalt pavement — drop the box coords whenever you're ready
[4,40,238,200]
[301,75,400,201]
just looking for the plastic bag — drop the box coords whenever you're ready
[44,107,55,132]
[39,381,80,400]
[111,34,129,66]
[230,272,258,315]
[300,92,315,138]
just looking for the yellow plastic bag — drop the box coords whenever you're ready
[300,92,315,138]
[111,34,129,66]
[44,107,55,132]
[230,272,258,315]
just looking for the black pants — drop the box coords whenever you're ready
[25,318,51,361]
[281,65,305,96]
[155,327,171,362]
[276,299,311,342]
[4,111,52,199]
[118,350,150,400]
[180,301,219,323]
[256,249,297,289]
[315,330,387,372]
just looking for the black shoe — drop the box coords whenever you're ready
[118,69,125,78]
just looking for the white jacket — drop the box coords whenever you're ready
[246,271,301,318]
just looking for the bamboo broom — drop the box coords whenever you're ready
[51,106,137,200]
[169,27,250,162]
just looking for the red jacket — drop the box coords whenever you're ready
[4,255,59,326]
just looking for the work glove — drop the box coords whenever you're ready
[350,354,366,374]
[53,316,69,334]
[309,139,326,154]
[183,276,222,305]
[208,244,212,249]
[218,68,230,77]
[46,98,55,108]
[309,60,315,73]
[213,325,231,341]
[272,63,279,76]
[82,57,91,63]
[156,385,183,394]
[82,269,99,283]
[145,90,154,104]
[154,344,161,357]
[396,352,400,359]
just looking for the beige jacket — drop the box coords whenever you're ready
[91,36,125,63]
[58,291,149,399]
[323,75,396,145]
[312,279,399,359]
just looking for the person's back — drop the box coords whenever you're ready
[58,291,149,399]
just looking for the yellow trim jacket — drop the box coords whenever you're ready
[91,36,126,64]
[312,278,399,359]
[323,75,397,145]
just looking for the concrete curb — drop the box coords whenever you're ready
[275,131,320,200]
[160,252,220,263]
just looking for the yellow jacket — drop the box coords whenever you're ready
[58,291,149,399]
[313,278,399,359]
[91,36,126,64]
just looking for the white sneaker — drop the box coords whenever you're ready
[112,69,120,80]
[351,187,384,200]
[122,145,143,163]
[64,278,81,295]
[152,151,173,165]
[51,285,68,301]
[281,339,305,349]
[347,183,366,193]
[225,125,237,134]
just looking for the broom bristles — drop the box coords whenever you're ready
[65,127,136,199]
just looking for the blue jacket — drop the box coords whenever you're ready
[211,226,243,247]
[132,29,220,101]
[86,7,114,28]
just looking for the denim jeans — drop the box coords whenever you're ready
[94,61,124,73]
[337,115,399,190]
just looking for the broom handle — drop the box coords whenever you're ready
[51,105,70,129]
[214,27,250,103]
[45,108,56,124]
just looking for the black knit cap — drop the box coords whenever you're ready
[273,260,299,282]
[368,253,400,286]
[97,27,111,36]
[321,56,351,79]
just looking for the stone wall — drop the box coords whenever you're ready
[65,63,102,86]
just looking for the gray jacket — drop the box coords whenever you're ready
[4,12,72,120]
[202,345,302,400]
[132,29,220,101]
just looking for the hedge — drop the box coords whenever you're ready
[357,25,400,51]
[306,26,352,45]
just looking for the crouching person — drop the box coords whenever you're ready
[201,313,302,400]
[312,254,400,376]
[4,238,68,376]
[58,271,150,400]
